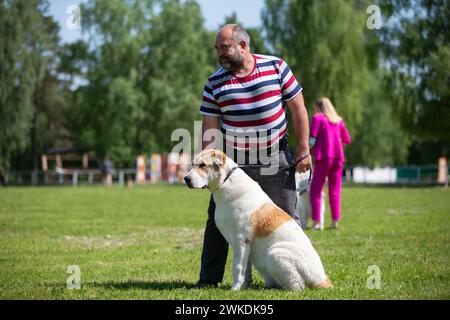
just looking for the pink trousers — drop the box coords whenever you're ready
[310,158,344,222]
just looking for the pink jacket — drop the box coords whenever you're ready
[310,113,351,161]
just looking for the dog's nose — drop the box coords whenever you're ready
[184,176,192,188]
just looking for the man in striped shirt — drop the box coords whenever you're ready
[193,24,311,289]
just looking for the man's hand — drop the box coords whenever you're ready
[295,150,311,173]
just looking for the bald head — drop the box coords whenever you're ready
[218,24,251,49]
[215,24,251,71]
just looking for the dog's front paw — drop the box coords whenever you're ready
[231,274,246,291]
[231,284,242,291]
[231,279,245,291]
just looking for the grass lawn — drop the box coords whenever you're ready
[0,184,449,299]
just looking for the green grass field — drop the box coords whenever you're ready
[0,184,449,299]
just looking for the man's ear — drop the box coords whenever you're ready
[239,40,247,51]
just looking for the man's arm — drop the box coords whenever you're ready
[286,91,311,173]
[202,115,221,150]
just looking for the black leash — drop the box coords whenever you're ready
[293,154,311,169]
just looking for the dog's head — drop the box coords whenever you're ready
[184,149,228,190]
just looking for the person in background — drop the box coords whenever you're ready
[309,98,351,230]
[101,156,113,186]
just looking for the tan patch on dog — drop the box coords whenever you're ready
[194,166,207,176]
[250,202,293,236]
[311,278,333,289]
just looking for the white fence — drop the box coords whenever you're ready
[1,169,136,186]
[1,165,448,187]
[345,165,448,185]
[353,167,397,184]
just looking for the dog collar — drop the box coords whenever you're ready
[210,166,239,194]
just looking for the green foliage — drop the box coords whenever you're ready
[263,0,371,125]
[1,0,448,170]
[68,0,213,165]
[381,0,450,159]
[262,0,373,162]
[142,0,213,153]
[262,0,419,165]
[0,0,56,171]
[30,71,71,165]
[348,71,410,166]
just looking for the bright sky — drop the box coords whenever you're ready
[48,0,266,44]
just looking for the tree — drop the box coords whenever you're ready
[0,0,57,171]
[381,0,450,162]
[141,0,214,154]
[261,0,418,166]
[28,10,69,171]
[262,0,372,162]
[68,0,214,166]
[348,69,410,166]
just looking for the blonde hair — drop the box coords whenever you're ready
[314,97,342,124]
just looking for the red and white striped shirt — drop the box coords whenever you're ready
[200,54,302,150]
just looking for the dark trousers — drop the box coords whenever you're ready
[199,148,297,283]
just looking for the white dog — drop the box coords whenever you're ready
[184,149,332,291]
[295,171,325,230]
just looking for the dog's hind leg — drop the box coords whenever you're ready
[264,276,282,289]
[265,248,306,291]
[256,268,280,289]
[310,278,333,289]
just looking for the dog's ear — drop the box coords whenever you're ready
[211,150,226,167]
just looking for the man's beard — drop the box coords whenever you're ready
[219,51,245,71]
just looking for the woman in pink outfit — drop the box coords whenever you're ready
[309,98,351,230]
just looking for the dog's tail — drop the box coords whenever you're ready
[313,277,333,289]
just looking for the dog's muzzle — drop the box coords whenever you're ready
[184,176,207,189]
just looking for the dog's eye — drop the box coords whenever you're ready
[198,163,206,169]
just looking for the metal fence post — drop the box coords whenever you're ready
[72,171,78,187]
[446,176,449,189]
[88,171,93,184]
[119,170,124,186]
[31,171,38,186]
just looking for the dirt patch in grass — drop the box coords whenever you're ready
[60,227,203,250]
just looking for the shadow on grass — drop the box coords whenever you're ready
[46,279,270,292]
[87,280,193,290]
[88,280,273,291]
